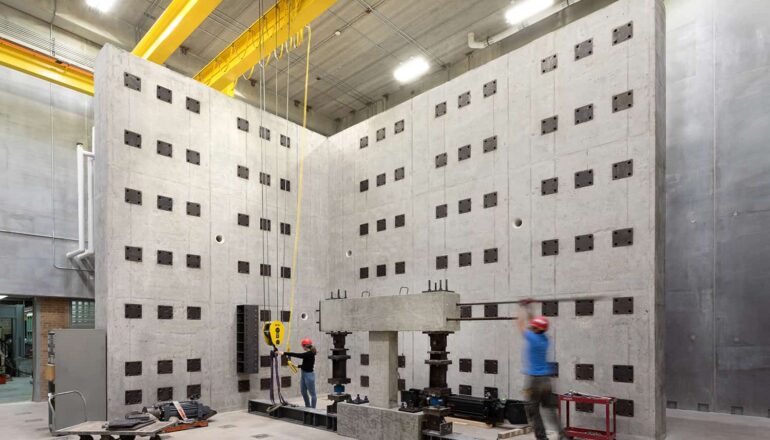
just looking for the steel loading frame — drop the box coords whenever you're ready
[249,284,532,439]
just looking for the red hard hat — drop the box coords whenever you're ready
[301,338,313,347]
[530,316,549,331]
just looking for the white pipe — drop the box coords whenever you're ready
[75,130,95,267]
[468,0,579,50]
[75,157,94,267]
[86,156,94,252]
[65,143,86,260]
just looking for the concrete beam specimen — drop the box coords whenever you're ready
[319,292,461,333]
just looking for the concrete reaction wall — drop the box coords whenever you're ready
[0,65,94,299]
[665,0,770,417]
[324,0,665,438]
[94,45,330,417]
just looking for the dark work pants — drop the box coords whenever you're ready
[524,375,565,440]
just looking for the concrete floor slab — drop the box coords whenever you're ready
[1,400,768,440]
[0,375,33,404]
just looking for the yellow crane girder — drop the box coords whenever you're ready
[0,37,94,95]
[132,0,223,64]
[194,0,337,93]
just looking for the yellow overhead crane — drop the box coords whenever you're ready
[0,0,222,94]
[132,0,224,64]
[0,37,94,95]
[194,0,337,95]
[0,0,336,97]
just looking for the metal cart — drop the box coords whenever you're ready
[49,391,176,440]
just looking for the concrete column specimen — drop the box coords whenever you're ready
[368,331,398,409]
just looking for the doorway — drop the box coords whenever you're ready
[0,296,34,404]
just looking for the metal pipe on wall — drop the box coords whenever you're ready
[467,0,581,50]
[65,143,86,261]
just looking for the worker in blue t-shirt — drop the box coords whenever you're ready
[517,299,566,440]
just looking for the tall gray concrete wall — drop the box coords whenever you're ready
[94,45,330,417]
[664,0,770,418]
[0,65,94,299]
[324,0,665,438]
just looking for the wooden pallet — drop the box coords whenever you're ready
[162,420,209,433]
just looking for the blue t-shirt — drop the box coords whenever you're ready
[523,330,553,376]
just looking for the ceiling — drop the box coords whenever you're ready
[0,0,527,132]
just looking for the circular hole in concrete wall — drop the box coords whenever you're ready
[346,250,353,257]
[513,218,524,229]
[300,313,308,321]
[215,235,225,243]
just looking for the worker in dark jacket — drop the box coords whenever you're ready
[517,300,566,440]
[280,338,317,408]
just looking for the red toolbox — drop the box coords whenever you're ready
[558,393,616,440]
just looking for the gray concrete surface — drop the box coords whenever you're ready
[319,292,461,332]
[338,402,424,440]
[1,400,768,440]
[324,0,665,438]
[368,331,399,409]
[93,45,330,418]
[92,0,666,436]
[0,64,94,298]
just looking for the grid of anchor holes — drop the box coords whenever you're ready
[535,23,635,133]
[122,73,292,166]
[121,73,305,405]
[349,20,641,414]
[358,166,406,192]
[124,179,292,274]
[122,87,296,271]
[257,375,293,391]
[435,135,499,169]
[358,119,406,150]
[540,227,635,257]
[123,357,202,404]
[453,293,636,414]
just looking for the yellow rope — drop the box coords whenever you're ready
[284,24,312,358]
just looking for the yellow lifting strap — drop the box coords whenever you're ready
[283,25,313,374]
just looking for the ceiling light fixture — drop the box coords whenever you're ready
[393,56,429,84]
[334,30,342,36]
[505,0,555,25]
[86,0,118,13]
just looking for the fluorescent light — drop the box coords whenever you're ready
[0,295,7,301]
[86,0,118,13]
[393,57,429,84]
[505,0,555,25]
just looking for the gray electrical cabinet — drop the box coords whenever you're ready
[48,329,106,430]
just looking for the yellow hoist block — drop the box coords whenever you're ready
[263,320,285,348]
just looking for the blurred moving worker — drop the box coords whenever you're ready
[280,338,318,408]
[517,300,567,440]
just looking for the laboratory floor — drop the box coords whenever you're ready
[1,397,768,440]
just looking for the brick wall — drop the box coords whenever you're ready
[37,298,69,400]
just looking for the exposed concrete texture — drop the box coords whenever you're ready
[338,402,423,440]
[324,0,665,438]
[368,331,399,409]
[2,399,767,440]
[93,45,329,417]
[0,64,94,298]
[319,292,460,332]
